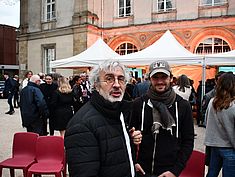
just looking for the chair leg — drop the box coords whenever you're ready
[63,169,66,177]
[27,171,33,177]
[23,168,28,177]
[63,153,67,177]
[55,172,62,177]
[0,166,3,177]
[10,168,15,177]
[63,166,67,177]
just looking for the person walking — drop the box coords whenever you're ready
[3,73,16,115]
[64,60,135,177]
[50,77,74,138]
[129,60,194,177]
[20,75,49,135]
[204,72,235,177]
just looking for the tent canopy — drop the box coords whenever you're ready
[205,50,235,65]
[50,38,120,68]
[50,30,234,68]
[115,30,203,65]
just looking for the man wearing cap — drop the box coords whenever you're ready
[129,60,194,177]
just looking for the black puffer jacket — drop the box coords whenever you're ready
[129,94,194,177]
[64,91,134,177]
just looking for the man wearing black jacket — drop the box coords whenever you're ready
[129,60,194,177]
[3,73,16,115]
[20,75,49,135]
[65,60,136,177]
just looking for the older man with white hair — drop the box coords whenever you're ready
[65,60,140,177]
[20,74,49,135]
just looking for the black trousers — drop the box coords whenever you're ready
[7,93,14,112]
[26,118,43,136]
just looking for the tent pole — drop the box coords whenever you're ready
[201,56,206,104]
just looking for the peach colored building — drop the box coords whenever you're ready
[18,0,235,83]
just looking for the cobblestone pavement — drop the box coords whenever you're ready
[0,98,213,177]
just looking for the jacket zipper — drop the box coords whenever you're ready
[151,133,157,174]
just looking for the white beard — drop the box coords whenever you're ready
[98,88,124,102]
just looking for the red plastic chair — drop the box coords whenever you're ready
[180,150,206,177]
[27,136,66,177]
[0,132,39,177]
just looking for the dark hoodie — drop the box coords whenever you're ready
[129,94,194,177]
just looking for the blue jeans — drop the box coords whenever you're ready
[207,147,235,177]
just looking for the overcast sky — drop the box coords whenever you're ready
[0,1,20,27]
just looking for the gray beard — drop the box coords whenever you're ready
[98,88,124,102]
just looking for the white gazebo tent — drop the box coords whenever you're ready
[115,30,203,66]
[205,50,235,65]
[115,30,205,90]
[50,38,120,68]
[51,31,203,68]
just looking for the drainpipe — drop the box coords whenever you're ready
[101,0,104,39]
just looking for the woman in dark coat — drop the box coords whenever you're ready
[51,76,74,137]
[72,75,84,113]
[39,74,58,135]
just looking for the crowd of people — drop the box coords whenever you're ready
[2,59,235,177]
[2,70,92,138]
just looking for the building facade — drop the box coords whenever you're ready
[18,0,235,78]
[0,25,18,78]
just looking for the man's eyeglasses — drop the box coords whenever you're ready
[99,74,126,85]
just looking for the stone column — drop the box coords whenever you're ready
[73,0,98,25]
[18,38,28,79]
[19,0,29,34]
[73,27,88,55]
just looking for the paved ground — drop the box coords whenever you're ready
[0,98,61,177]
[0,98,210,176]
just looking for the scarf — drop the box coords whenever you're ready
[91,91,135,176]
[147,87,176,134]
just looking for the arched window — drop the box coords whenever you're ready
[195,37,231,54]
[115,42,138,55]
